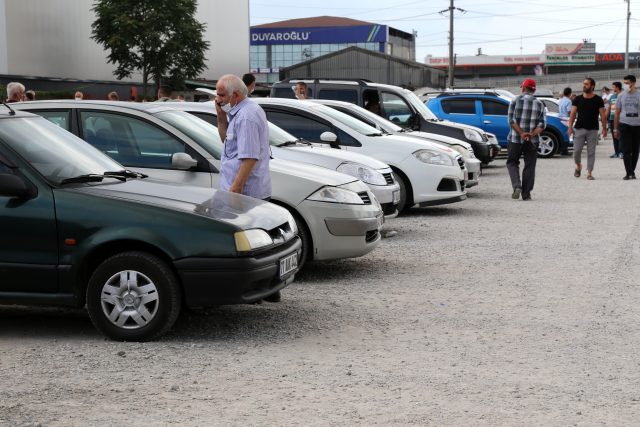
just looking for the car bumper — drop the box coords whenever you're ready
[463,158,481,188]
[175,237,302,307]
[297,197,383,261]
[401,157,467,208]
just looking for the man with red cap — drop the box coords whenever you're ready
[506,79,546,200]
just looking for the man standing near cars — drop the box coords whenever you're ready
[5,82,25,103]
[614,75,640,180]
[294,81,310,100]
[558,87,572,120]
[215,74,271,200]
[568,78,607,180]
[507,79,546,201]
[607,82,623,158]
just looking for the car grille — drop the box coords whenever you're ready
[358,191,372,204]
[268,221,295,244]
[382,172,395,185]
[365,230,379,243]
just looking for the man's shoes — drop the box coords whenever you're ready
[263,290,281,303]
[574,168,581,178]
[610,153,618,158]
[619,153,625,158]
[587,175,595,180]
[623,175,632,180]
[522,194,532,201]
[632,174,637,179]
[512,188,521,199]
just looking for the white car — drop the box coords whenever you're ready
[254,98,467,212]
[167,102,401,217]
[310,99,482,188]
[14,100,384,267]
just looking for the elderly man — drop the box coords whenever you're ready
[506,79,546,201]
[5,82,25,103]
[215,74,271,200]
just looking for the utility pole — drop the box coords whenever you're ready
[625,0,631,72]
[440,2,466,88]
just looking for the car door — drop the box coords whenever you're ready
[379,91,416,128]
[77,110,214,188]
[479,99,510,146]
[0,145,58,292]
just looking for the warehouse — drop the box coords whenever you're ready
[279,46,445,89]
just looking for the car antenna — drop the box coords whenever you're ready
[1,101,16,116]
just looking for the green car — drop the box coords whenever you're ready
[0,108,301,341]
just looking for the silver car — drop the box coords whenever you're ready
[166,101,401,217]
[14,101,384,267]
[310,99,482,188]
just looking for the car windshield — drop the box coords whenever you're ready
[0,116,124,185]
[155,110,223,159]
[404,90,439,120]
[309,104,383,136]
[344,105,404,133]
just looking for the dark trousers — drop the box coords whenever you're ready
[609,119,621,154]
[507,141,538,196]
[620,124,640,176]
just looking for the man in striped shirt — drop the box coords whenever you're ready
[506,79,547,201]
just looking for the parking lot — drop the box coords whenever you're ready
[2,143,640,425]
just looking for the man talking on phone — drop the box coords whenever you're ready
[215,74,271,200]
[506,79,546,201]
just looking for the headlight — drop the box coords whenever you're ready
[336,162,388,186]
[463,128,483,142]
[451,144,471,159]
[412,149,454,166]
[307,186,364,204]
[234,229,273,252]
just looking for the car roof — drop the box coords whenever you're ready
[10,100,180,114]
[0,103,40,119]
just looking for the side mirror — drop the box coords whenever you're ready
[172,152,198,170]
[0,173,36,199]
[320,132,340,149]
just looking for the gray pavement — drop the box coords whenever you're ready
[2,141,640,425]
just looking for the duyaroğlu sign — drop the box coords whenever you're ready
[250,25,387,45]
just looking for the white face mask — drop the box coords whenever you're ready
[75,96,82,101]
[624,84,631,91]
[220,102,232,113]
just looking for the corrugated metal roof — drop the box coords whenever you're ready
[252,16,374,29]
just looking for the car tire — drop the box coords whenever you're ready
[294,215,311,269]
[538,131,559,158]
[86,251,182,342]
[392,171,408,213]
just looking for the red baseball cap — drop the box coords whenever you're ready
[521,79,537,90]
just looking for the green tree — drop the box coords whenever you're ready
[91,0,209,97]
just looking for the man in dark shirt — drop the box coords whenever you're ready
[568,77,607,180]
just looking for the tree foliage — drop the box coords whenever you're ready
[91,0,209,96]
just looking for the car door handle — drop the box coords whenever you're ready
[483,120,492,124]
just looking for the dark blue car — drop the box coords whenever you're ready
[427,91,571,158]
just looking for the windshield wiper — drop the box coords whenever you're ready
[59,174,106,185]
[104,169,148,179]
[367,133,384,137]
[278,138,311,147]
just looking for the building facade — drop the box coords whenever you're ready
[250,16,416,83]
[0,0,249,89]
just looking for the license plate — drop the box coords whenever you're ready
[392,190,400,204]
[279,253,298,278]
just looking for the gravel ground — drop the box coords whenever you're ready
[2,141,640,426]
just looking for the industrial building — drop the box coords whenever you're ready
[0,0,249,98]
[250,16,416,83]
[280,46,445,89]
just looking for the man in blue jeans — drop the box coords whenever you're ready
[507,79,546,201]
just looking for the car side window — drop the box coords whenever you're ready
[318,89,358,103]
[482,100,508,116]
[80,111,185,169]
[189,111,218,126]
[380,92,413,126]
[265,110,333,143]
[441,99,477,114]
[34,111,71,130]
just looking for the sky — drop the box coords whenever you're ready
[249,0,640,62]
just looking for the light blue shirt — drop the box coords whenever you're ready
[220,98,271,199]
[558,96,572,119]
